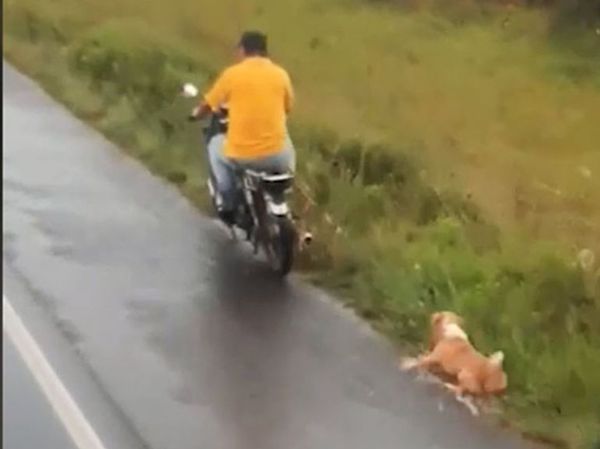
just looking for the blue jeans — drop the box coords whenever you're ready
[207,134,296,211]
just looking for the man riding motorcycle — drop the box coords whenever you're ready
[190,31,296,225]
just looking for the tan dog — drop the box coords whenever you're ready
[403,311,507,399]
[418,338,507,396]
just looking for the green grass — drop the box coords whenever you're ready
[3,0,600,447]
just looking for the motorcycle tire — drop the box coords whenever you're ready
[267,216,297,276]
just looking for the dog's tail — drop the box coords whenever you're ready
[489,351,504,366]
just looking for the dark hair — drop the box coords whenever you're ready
[238,31,268,56]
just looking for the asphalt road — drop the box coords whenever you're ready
[3,336,77,449]
[2,62,538,449]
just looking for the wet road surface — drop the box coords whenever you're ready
[2,62,538,449]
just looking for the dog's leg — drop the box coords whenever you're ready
[399,352,435,372]
[457,369,482,396]
[455,394,480,416]
[442,383,480,416]
[416,353,438,369]
[443,382,461,394]
[399,357,420,371]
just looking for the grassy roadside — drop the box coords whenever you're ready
[3,0,600,447]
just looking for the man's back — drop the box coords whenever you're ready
[205,57,293,160]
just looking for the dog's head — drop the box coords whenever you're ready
[429,311,466,349]
[431,311,464,330]
[442,323,469,341]
[484,351,508,395]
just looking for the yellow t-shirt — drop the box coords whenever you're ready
[204,57,294,159]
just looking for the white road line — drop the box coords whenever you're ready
[3,295,108,449]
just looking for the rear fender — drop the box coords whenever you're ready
[265,197,290,217]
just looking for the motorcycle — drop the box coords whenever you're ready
[181,83,298,276]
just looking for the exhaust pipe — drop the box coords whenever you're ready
[299,232,313,249]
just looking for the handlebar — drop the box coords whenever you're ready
[181,83,199,98]
[180,84,228,125]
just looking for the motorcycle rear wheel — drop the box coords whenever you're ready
[266,216,297,276]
